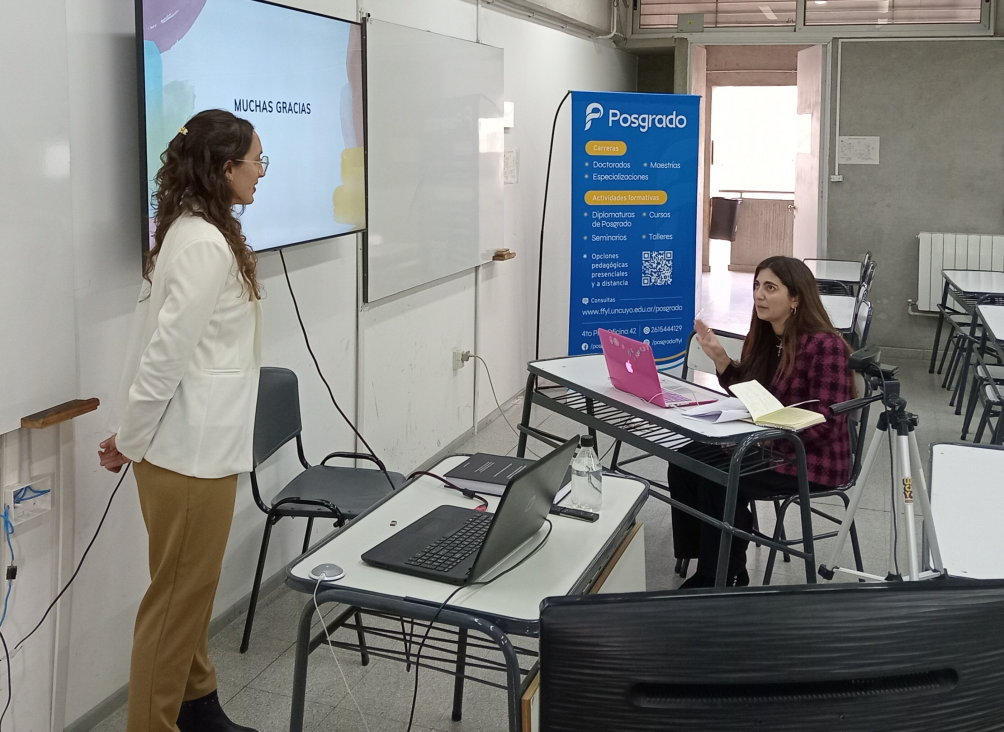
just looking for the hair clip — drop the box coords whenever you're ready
[179,126,188,136]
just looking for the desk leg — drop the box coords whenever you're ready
[792,439,817,584]
[516,373,535,458]
[452,628,468,721]
[930,280,949,373]
[953,311,979,415]
[500,634,523,732]
[290,600,316,732]
[714,465,742,588]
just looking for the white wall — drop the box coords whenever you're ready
[3,0,635,728]
[360,0,637,468]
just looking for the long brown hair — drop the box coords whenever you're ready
[144,109,260,300]
[736,256,847,386]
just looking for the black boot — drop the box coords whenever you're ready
[728,566,750,587]
[679,573,715,589]
[177,690,258,732]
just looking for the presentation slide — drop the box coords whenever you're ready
[141,0,365,252]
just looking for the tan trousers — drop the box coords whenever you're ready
[127,460,237,732]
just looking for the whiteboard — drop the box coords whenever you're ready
[364,20,504,302]
[0,0,78,434]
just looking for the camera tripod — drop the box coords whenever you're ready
[819,358,945,583]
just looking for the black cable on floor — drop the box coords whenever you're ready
[469,354,540,459]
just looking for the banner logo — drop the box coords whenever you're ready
[584,102,604,131]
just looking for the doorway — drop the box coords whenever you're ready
[710,85,799,273]
[689,44,825,333]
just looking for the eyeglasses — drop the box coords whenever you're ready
[236,155,269,174]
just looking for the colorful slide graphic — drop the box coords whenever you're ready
[142,0,365,251]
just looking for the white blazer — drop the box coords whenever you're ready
[112,213,261,479]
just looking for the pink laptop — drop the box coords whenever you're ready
[597,328,715,409]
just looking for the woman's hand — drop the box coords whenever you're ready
[694,319,733,374]
[98,434,131,473]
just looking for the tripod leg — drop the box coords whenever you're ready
[896,433,921,581]
[888,430,903,578]
[821,424,885,574]
[909,432,944,573]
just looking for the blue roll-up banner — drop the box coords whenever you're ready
[569,91,700,369]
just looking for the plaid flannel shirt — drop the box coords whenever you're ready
[721,331,853,487]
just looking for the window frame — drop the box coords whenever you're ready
[629,0,995,40]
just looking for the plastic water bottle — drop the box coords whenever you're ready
[570,435,602,513]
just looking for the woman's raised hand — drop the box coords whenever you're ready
[98,434,131,473]
[694,319,732,374]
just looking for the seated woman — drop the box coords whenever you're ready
[669,255,854,588]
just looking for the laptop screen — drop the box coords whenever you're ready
[469,438,578,580]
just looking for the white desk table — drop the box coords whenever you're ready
[805,259,862,287]
[820,293,856,332]
[930,270,1004,374]
[929,443,1004,579]
[977,303,1004,344]
[285,456,648,732]
[967,304,1004,442]
[516,355,818,589]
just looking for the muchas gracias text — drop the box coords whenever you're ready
[234,99,312,115]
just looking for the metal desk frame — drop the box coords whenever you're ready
[515,356,817,589]
[929,272,1004,415]
[284,460,647,732]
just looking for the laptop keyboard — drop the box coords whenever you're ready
[405,512,494,573]
[663,390,691,403]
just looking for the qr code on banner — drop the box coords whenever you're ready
[642,250,673,286]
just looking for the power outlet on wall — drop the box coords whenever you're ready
[453,350,466,370]
[3,474,53,527]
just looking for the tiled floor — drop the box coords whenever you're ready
[92,264,967,732]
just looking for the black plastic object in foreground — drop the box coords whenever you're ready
[539,581,1004,732]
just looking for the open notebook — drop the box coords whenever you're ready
[682,380,825,430]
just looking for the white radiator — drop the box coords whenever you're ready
[917,232,1004,311]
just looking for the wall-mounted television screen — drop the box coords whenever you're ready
[136,0,366,252]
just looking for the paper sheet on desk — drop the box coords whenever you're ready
[681,397,751,423]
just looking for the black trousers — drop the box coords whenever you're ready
[667,445,825,580]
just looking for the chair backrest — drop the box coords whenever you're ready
[853,299,873,349]
[817,280,853,296]
[539,580,1004,732]
[847,371,871,483]
[253,367,303,469]
[860,260,876,291]
[681,329,745,381]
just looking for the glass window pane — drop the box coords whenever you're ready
[640,0,796,27]
[804,0,982,24]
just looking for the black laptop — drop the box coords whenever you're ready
[361,438,578,586]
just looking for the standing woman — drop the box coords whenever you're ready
[98,109,266,732]
[669,256,854,588]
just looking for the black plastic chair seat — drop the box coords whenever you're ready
[272,466,405,519]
